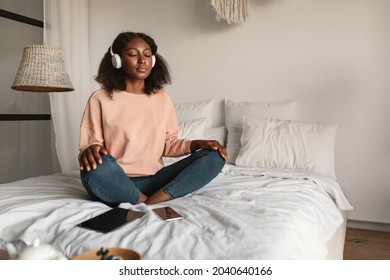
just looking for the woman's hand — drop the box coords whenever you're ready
[190,140,229,161]
[79,144,108,171]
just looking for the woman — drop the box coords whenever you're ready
[79,31,228,206]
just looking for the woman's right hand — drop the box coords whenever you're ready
[79,144,108,171]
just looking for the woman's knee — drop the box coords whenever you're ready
[80,154,121,199]
[204,149,225,169]
[193,149,225,176]
[81,154,117,178]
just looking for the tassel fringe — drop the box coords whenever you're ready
[210,0,250,24]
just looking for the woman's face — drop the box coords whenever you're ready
[121,38,153,81]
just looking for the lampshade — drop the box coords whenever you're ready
[11,45,74,92]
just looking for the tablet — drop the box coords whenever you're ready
[153,206,182,221]
[78,208,145,233]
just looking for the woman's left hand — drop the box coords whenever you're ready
[190,140,229,161]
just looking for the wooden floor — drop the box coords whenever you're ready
[343,227,390,260]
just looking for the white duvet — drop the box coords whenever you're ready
[0,164,352,260]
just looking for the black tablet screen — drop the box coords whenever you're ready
[78,208,144,233]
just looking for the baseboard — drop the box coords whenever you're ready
[347,220,390,232]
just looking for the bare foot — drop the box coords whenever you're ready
[137,192,148,204]
[145,189,171,205]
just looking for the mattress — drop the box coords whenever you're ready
[0,164,352,260]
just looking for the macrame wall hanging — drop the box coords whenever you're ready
[210,0,251,25]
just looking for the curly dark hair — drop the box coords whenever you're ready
[95,32,171,95]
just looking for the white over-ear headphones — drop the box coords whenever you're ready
[110,44,156,69]
[110,44,122,69]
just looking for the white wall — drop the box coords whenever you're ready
[88,0,390,224]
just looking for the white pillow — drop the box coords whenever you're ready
[163,118,206,165]
[225,99,297,163]
[235,116,338,179]
[178,118,206,139]
[204,126,227,146]
[175,99,214,129]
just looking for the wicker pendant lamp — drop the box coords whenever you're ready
[11,45,74,92]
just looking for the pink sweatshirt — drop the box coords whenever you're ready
[79,89,192,176]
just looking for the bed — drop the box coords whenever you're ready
[0,98,352,260]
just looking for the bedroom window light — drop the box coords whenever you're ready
[11,45,74,93]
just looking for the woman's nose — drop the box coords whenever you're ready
[138,55,146,64]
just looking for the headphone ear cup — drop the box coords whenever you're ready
[152,55,156,68]
[111,54,122,69]
[110,44,122,69]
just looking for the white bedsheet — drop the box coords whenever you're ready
[0,164,352,260]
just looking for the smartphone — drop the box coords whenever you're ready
[153,206,182,221]
[78,207,145,233]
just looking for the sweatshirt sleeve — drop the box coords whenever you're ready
[79,93,105,156]
[163,96,192,157]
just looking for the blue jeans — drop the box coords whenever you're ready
[80,149,225,206]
